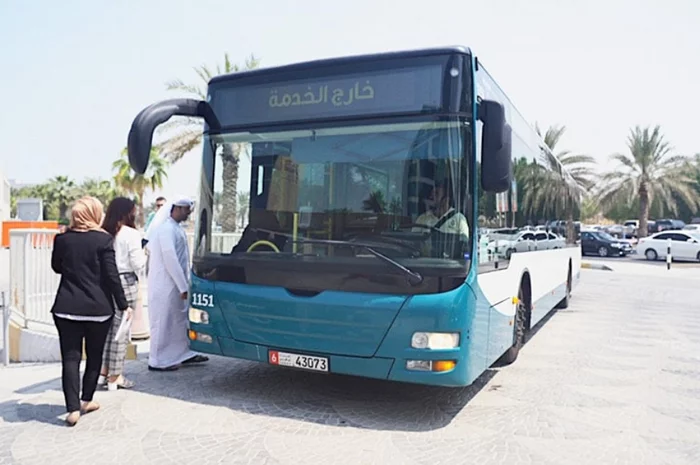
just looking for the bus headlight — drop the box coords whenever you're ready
[411,332,460,349]
[189,308,210,324]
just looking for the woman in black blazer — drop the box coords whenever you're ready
[50,196,132,426]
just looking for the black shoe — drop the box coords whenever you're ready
[182,355,209,365]
[148,365,179,372]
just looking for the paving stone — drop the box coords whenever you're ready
[0,267,698,464]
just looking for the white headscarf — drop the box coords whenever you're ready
[144,195,195,245]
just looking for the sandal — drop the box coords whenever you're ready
[148,364,180,372]
[107,376,135,391]
[182,355,209,365]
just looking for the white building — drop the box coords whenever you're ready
[0,169,10,220]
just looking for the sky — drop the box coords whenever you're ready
[1,0,698,204]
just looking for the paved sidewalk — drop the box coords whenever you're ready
[1,268,699,464]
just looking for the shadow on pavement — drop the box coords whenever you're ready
[127,354,499,432]
[14,377,62,395]
[0,400,66,427]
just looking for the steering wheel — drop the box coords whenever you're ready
[246,240,280,253]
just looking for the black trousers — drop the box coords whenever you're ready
[53,315,112,412]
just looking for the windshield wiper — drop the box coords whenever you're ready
[250,229,423,286]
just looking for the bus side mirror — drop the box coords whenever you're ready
[479,100,512,193]
[127,98,220,174]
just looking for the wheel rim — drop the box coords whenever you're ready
[515,288,526,346]
[646,250,656,260]
[598,247,608,257]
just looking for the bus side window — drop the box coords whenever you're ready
[197,209,209,255]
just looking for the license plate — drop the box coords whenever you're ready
[268,350,329,372]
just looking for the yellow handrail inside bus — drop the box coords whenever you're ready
[247,240,280,253]
[292,212,298,253]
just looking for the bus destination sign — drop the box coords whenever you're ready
[210,64,444,126]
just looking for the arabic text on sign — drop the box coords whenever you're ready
[268,81,375,109]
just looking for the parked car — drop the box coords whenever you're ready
[486,230,565,259]
[683,224,700,232]
[580,230,633,257]
[636,230,700,262]
[649,219,685,233]
[622,220,638,237]
[605,224,627,238]
[533,231,566,249]
[647,220,656,234]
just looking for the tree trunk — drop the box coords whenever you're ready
[638,184,650,238]
[220,144,239,233]
[136,189,146,228]
[566,206,575,244]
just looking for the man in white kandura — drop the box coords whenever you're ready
[412,181,470,235]
[146,196,209,371]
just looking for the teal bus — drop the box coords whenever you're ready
[127,46,581,387]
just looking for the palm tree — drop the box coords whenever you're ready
[363,190,387,213]
[579,196,600,223]
[113,147,169,226]
[597,126,699,238]
[45,176,79,220]
[161,53,260,232]
[522,124,596,242]
[80,178,122,207]
[237,191,250,229]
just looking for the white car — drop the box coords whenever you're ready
[683,224,700,232]
[533,231,566,250]
[636,230,700,262]
[487,230,565,259]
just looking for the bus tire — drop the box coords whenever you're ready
[555,261,573,309]
[498,279,531,365]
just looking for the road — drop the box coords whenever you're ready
[1,265,699,465]
[585,247,700,266]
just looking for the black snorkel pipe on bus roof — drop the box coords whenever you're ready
[127,98,221,174]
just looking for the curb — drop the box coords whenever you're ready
[581,262,613,271]
[8,319,138,363]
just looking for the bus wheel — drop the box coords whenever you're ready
[498,284,529,365]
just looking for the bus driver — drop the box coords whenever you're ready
[413,179,470,258]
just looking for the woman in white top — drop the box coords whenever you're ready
[99,197,147,391]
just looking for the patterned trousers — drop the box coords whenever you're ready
[103,273,139,376]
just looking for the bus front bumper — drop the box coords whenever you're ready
[187,333,469,387]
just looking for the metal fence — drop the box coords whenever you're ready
[7,229,242,331]
[1,291,8,366]
[9,229,60,331]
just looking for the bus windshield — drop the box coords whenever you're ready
[194,120,472,267]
